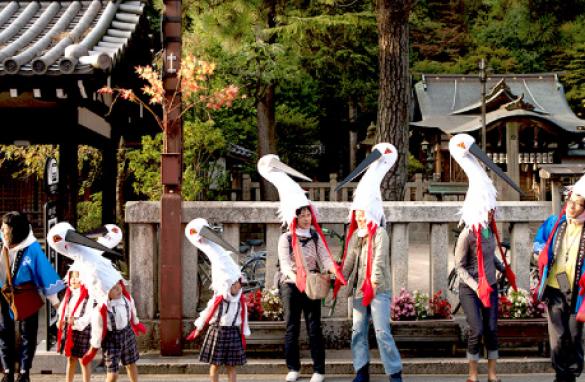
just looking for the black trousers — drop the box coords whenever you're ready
[0,295,38,374]
[459,283,499,360]
[280,282,325,374]
[545,287,584,382]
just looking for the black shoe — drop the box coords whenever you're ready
[1,373,14,382]
[15,373,28,382]
[352,363,369,382]
[390,371,403,382]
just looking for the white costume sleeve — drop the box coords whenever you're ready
[194,296,217,330]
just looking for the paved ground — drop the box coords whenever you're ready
[26,373,585,382]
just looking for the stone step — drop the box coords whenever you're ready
[32,350,553,375]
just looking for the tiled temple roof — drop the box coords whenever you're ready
[0,0,144,76]
[412,73,585,133]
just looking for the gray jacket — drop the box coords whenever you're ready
[339,227,391,298]
[454,227,505,293]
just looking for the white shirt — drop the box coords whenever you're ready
[194,290,251,336]
[57,288,94,331]
[89,295,140,348]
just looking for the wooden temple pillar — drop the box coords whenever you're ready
[101,134,118,225]
[59,138,78,225]
[159,0,183,356]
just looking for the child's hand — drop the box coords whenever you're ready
[68,317,75,325]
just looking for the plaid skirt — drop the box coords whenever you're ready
[60,325,91,358]
[103,325,140,373]
[199,325,246,366]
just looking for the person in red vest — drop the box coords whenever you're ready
[57,265,94,382]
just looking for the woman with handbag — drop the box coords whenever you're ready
[0,212,64,382]
[278,206,341,382]
[257,155,346,382]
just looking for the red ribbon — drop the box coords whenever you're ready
[290,218,307,292]
[490,220,518,292]
[360,222,378,306]
[334,211,358,299]
[119,281,146,336]
[475,226,494,307]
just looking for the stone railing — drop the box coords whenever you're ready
[125,201,551,322]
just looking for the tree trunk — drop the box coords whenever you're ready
[375,0,415,201]
[256,0,278,201]
[115,136,127,227]
[257,83,278,200]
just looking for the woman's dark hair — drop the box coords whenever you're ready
[295,206,311,216]
[2,211,30,245]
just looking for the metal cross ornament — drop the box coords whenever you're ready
[166,53,177,74]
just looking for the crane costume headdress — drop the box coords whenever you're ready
[184,218,249,347]
[47,222,145,364]
[333,142,398,306]
[448,134,521,307]
[257,154,346,292]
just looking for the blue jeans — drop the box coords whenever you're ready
[352,292,402,375]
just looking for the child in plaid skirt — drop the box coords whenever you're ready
[87,281,142,382]
[192,279,250,382]
[57,269,94,382]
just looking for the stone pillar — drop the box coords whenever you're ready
[182,232,198,318]
[265,223,282,289]
[390,223,409,294]
[130,224,157,319]
[510,223,532,290]
[430,223,449,295]
[505,121,521,201]
[329,173,338,201]
[551,180,562,216]
[222,223,240,263]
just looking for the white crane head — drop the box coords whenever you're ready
[448,134,522,229]
[47,222,123,305]
[185,218,242,298]
[336,143,398,227]
[257,154,313,226]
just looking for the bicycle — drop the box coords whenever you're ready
[196,227,266,295]
[238,239,267,293]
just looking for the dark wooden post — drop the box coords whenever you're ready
[160,0,183,356]
[101,134,118,225]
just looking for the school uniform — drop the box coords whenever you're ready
[195,291,250,366]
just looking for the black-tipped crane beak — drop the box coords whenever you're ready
[468,143,524,195]
[64,230,121,257]
[268,157,312,182]
[199,226,239,254]
[335,149,382,192]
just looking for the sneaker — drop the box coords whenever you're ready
[1,373,13,382]
[310,373,325,382]
[389,371,403,382]
[286,371,300,382]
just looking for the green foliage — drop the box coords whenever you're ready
[407,154,424,179]
[126,119,228,200]
[77,192,102,233]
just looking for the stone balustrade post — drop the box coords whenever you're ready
[265,223,283,289]
[391,223,409,294]
[430,223,449,295]
[510,222,532,291]
[129,223,157,319]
